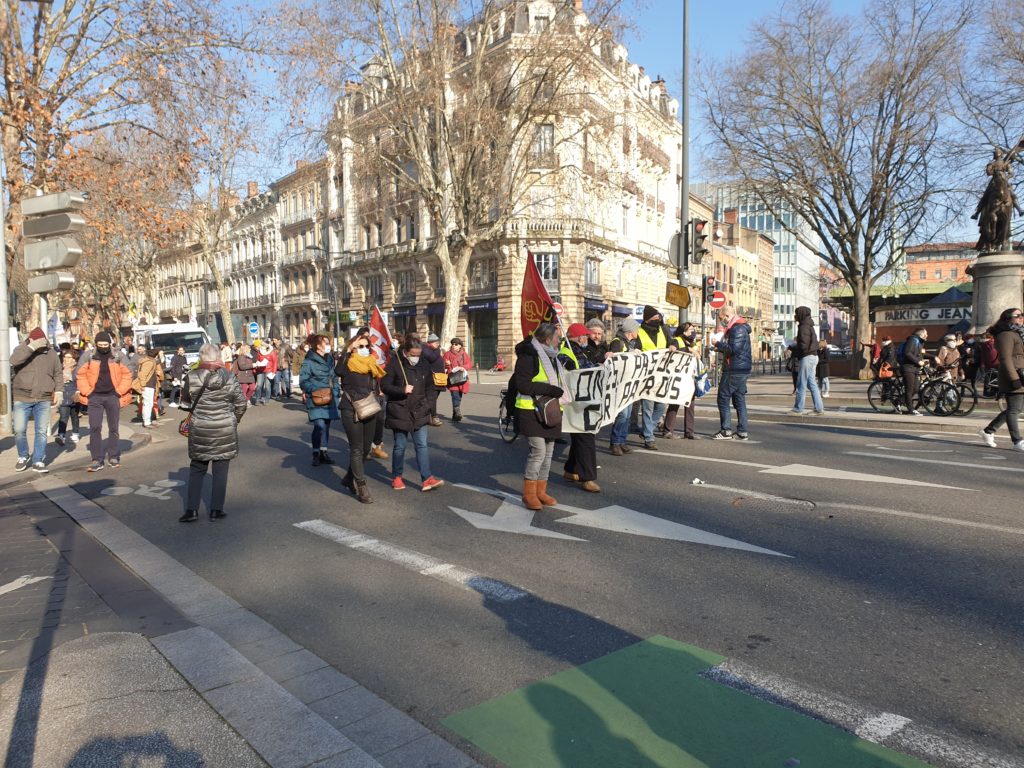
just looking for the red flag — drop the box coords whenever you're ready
[369,306,393,366]
[520,250,558,339]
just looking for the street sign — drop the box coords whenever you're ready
[248,321,259,338]
[665,282,691,309]
[22,212,86,239]
[708,291,727,310]
[24,237,83,271]
[21,191,86,217]
[552,302,563,317]
[27,272,75,294]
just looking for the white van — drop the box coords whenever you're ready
[133,323,210,369]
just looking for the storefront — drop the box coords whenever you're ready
[392,305,418,336]
[425,303,445,338]
[874,302,972,343]
[584,298,608,324]
[463,299,499,369]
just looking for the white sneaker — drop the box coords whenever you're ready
[70,432,80,443]
[1014,441,1024,452]
[169,402,179,408]
[979,429,997,448]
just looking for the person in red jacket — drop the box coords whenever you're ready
[442,337,473,422]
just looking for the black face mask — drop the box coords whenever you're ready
[96,347,111,356]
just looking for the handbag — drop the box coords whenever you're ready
[346,391,381,421]
[532,394,562,428]
[785,355,798,373]
[311,387,333,406]
[878,362,894,379]
[447,369,469,387]
[432,372,449,387]
[178,372,213,437]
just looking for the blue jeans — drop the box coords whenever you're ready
[450,389,463,409]
[640,399,667,442]
[311,418,331,451]
[717,372,749,434]
[610,406,630,446]
[13,400,51,463]
[392,427,431,480]
[255,373,270,403]
[794,355,824,412]
[277,370,291,398]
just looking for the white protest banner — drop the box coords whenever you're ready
[562,350,699,434]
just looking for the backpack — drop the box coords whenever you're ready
[896,337,918,365]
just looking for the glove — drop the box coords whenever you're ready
[28,336,48,351]
[1011,379,1023,392]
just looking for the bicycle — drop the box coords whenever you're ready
[867,366,961,416]
[498,388,519,443]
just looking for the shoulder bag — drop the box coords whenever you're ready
[311,387,333,406]
[178,372,213,437]
[532,394,562,428]
[345,366,382,421]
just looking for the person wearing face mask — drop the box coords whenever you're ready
[76,331,134,472]
[335,332,386,502]
[636,305,674,449]
[442,337,473,422]
[979,307,1024,450]
[514,322,569,510]
[382,336,444,491]
[934,333,962,382]
[300,334,341,467]
[661,323,700,439]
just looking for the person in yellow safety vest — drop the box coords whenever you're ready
[558,323,601,493]
[660,322,701,439]
[512,322,568,511]
[636,306,677,450]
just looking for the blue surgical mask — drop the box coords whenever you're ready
[356,347,371,357]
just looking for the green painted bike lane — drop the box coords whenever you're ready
[443,635,930,768]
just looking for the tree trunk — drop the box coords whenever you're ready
[439,242,473,345]
[206,256,235,344]
[852,282,873,379]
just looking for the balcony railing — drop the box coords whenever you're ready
[542,278,559,294]
[584,281,602,296]
[281,208,316,227]
[468,280,498,296]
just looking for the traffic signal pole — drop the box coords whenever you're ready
[0,162,10,435]
[678,0,689,325]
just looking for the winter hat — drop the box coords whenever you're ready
[95,331,113,345]
[586,318,605,330]
[450,337,463,346]
[566,323,589,340]
[642,305,660,323]
[426,333,440,343]
[619,318,640,334]
[28,327,46,341]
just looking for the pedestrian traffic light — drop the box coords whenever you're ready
[702,276,715,303]
[22,190,86,294]
[691,218,710,264]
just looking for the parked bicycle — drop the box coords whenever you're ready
[498,388,519,443]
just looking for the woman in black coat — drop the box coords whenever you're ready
[381,336,444,492]
[335,333,386,503]
[179,344,248,522]
[512,322,567,511]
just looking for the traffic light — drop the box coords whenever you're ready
[22,190,86,294]
[691,218,709,264]
[702,276,715,303]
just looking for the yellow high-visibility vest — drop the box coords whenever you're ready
[638,325,667,351]
[515,359,549,411]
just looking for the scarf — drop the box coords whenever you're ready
[347,352,385,379]
[531,337,571,405]
[1012,322,1024,347]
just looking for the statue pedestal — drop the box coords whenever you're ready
[970,251,1024,333]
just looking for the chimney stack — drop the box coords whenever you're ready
[724,208,738,225]
[247,181,258,199]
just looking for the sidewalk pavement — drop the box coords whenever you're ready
[1,452,481,766]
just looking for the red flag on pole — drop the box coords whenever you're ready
[369,306,393,366]
[520,250,558,339]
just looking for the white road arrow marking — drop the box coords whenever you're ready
[0,575,51,596]
[845,451,1024,474]
[453,484,789,556]
[759,463,969,490]
[552,502,791,557]
[135,484,174,499]
[449,503,585,540]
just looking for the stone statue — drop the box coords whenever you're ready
[972,140,1024,252]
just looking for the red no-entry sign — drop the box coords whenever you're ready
[708,291,727,309]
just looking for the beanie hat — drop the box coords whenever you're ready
[566,323,589,339]
[426,333,440,343]
[642,305,660,323]
[619,318,640,334]
[95,331,113,345]
[28,327,46,341]
[450,337,463,346]
[585,318,605,330]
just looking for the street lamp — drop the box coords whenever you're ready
[305,246,343,343]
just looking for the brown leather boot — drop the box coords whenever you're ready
[370,443,389,459]
[522,479,542,511]
[355,480,374,504]
[536,480,557,507]
[580,480,601,493]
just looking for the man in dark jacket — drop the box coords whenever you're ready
[423,333,446,426]
[583,318,609,366]
[791,305,824,415]
[168,346,189,407]
[712,305,752,440]
[900,327,929,415]
[607,318,641,455]
[11,327,62,472]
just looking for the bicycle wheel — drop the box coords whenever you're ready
[954,382,977,416]
[921,381,961,416]
[498,399,518,443]
[867,380,896,413]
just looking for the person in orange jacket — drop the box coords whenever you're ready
[77,331,134,472]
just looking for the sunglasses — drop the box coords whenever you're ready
[354,344,369,349]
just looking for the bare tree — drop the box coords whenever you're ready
[700,0,969,377]
[0,0,260,319]
[327,0,625,342]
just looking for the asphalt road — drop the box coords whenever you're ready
[55,382,1024,764]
